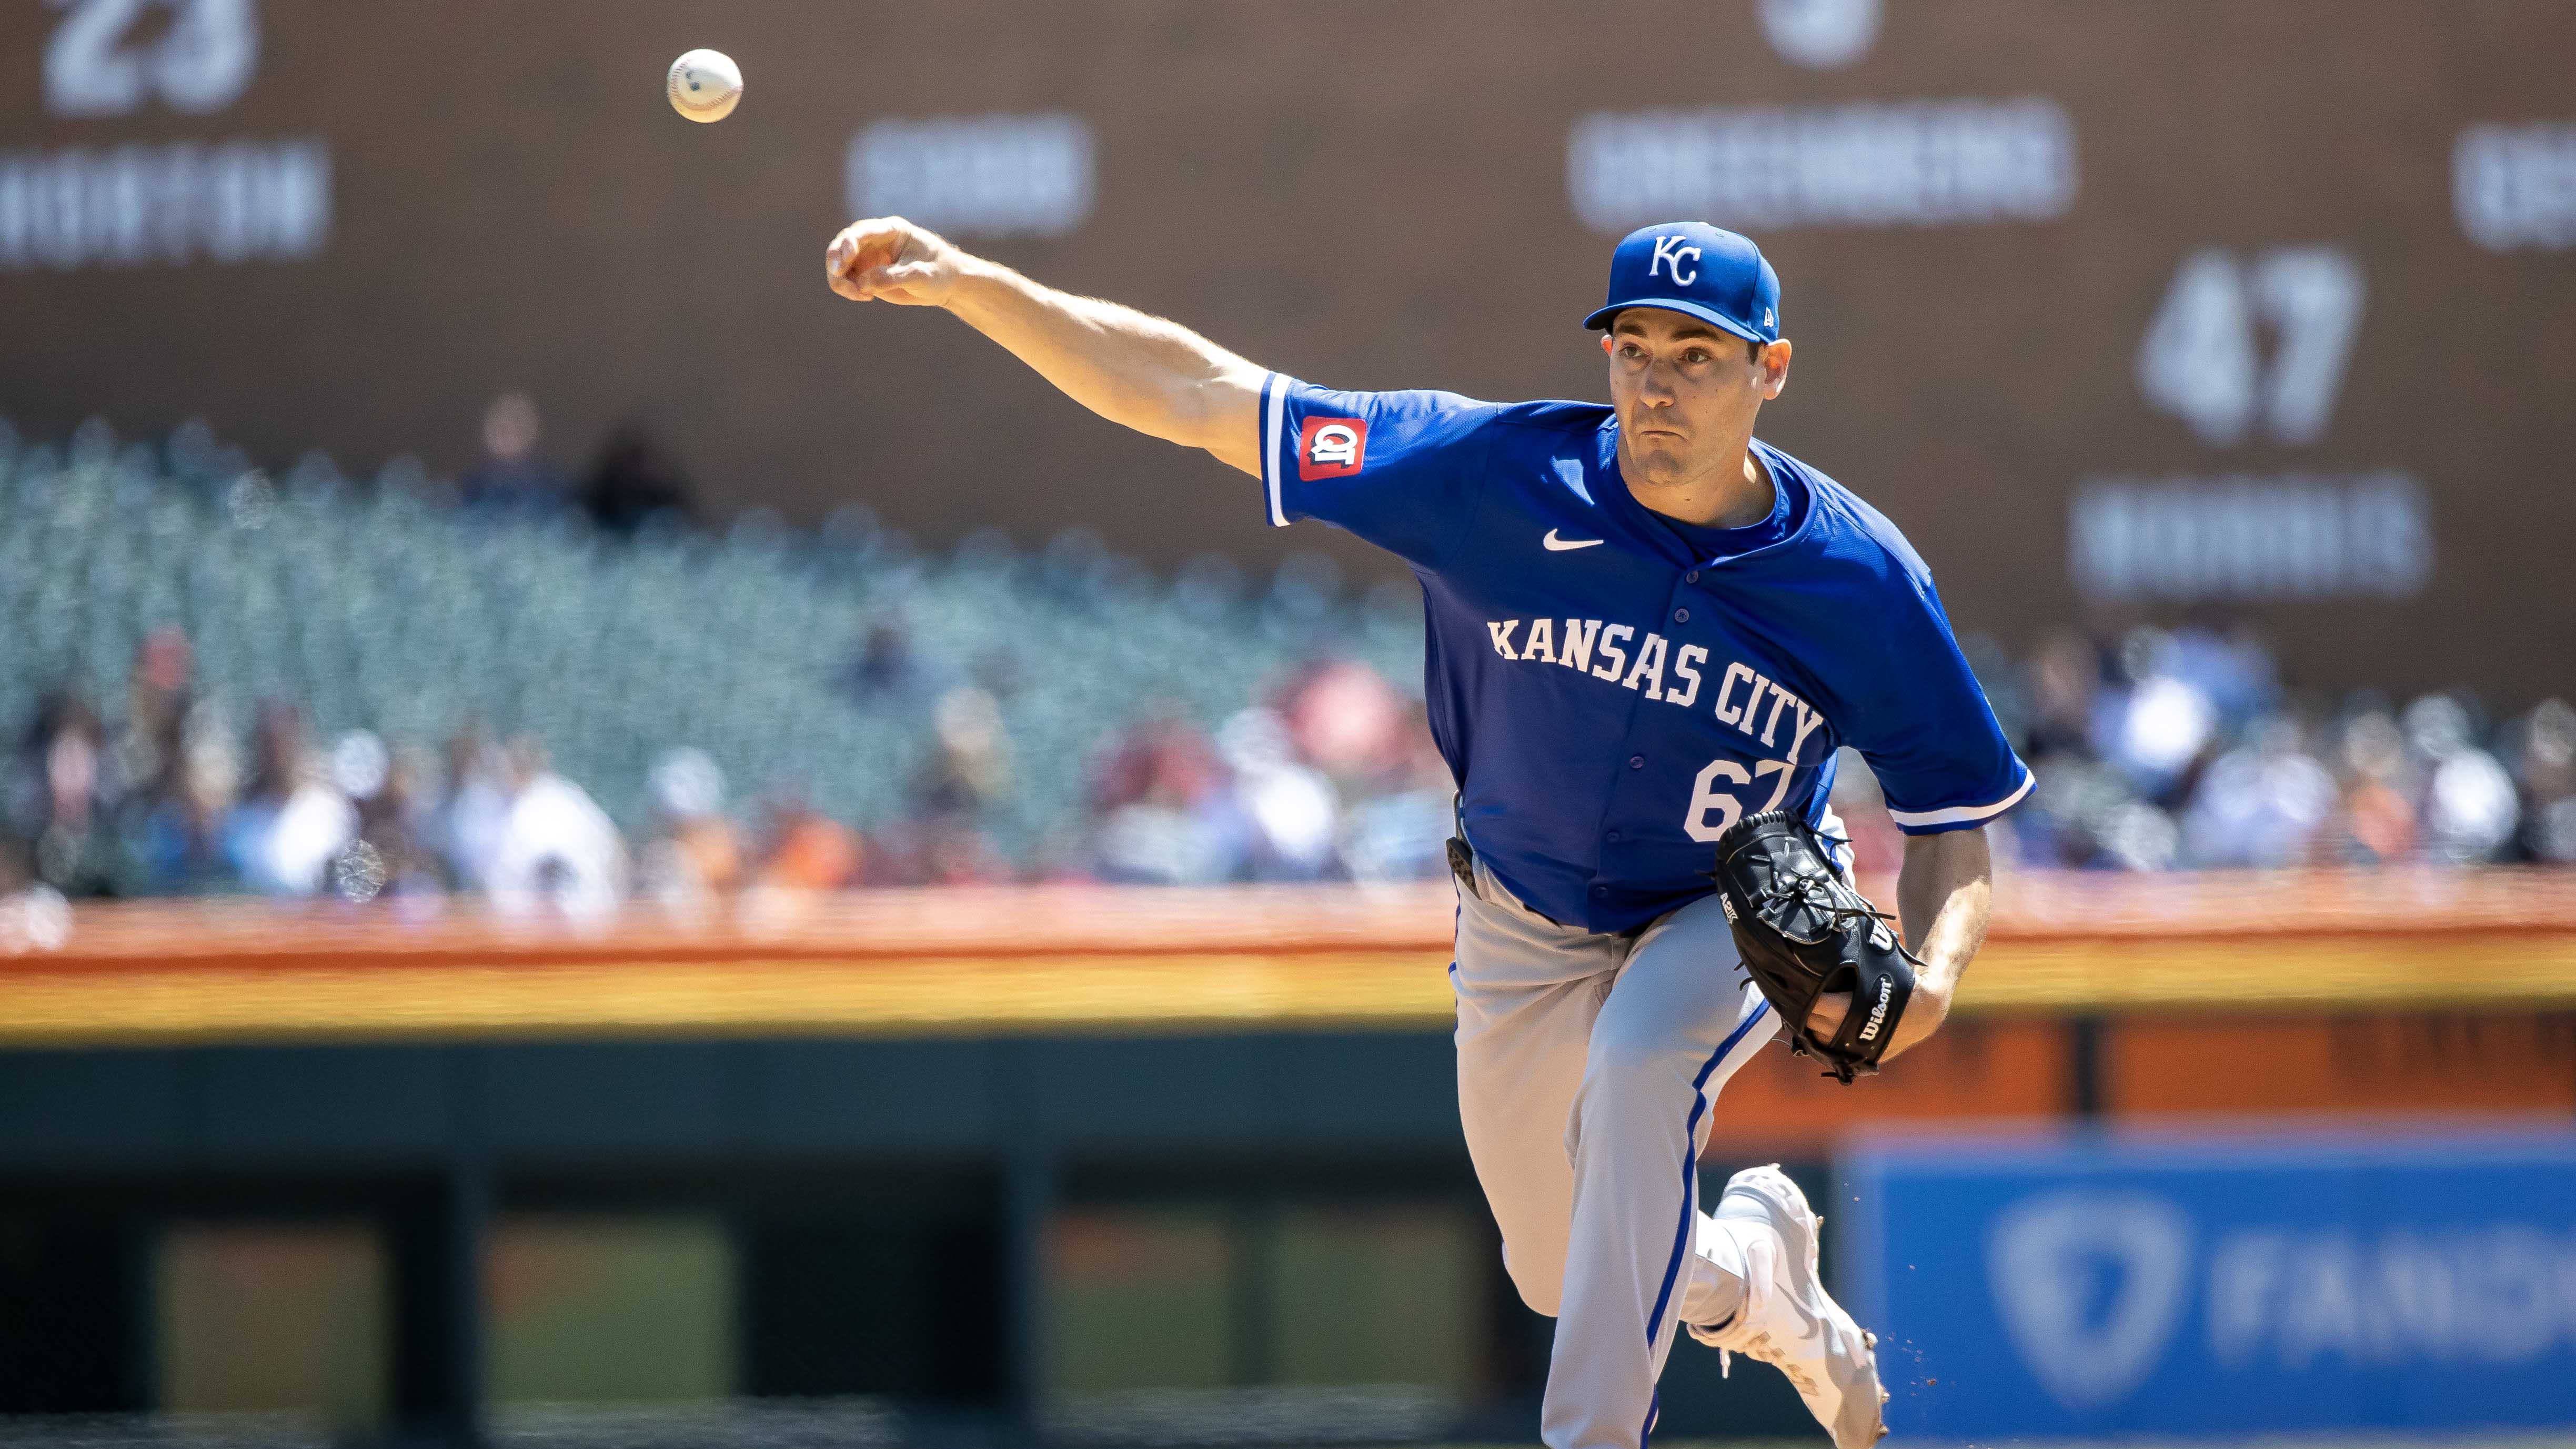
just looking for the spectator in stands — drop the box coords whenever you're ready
[915,687,1012,816]
[2406,693,2520,864]
[482,736,627,918]
[2163,623,2279,736]
[2091,796,2183,872]
[1216,706,1339,881]
[752,796,862,893]
[2020,631,2104,761]
[2010,746,2132,869]
[2179,714,2337,868]
[1087,711,1247,884]
[638,748,745,906]
[581,423,696,534]
[2510,700,2576,863]
[223,702,357,897]
[0,836,69,953]
[1339,708,1462,884]
[2100,628,2220,807]
[912,812,1013,885]
[1279,659,1410,794]
[329,731,448,901]
[459,393,573,517]
[109,628,194,809]
[2007,633,2115,869]
[2328,707,2419,864]
[123,699,242,895]
[842,619,939,706]
[856,686,1016,887]
[437,727,515,892]
[4,691,123,896]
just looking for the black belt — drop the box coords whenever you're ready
[1446,793,1483,901]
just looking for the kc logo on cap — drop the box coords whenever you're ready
[1648,235,1703,286]
[1583,221,1783,347]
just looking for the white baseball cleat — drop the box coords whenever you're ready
[1687,1163,1889,1448]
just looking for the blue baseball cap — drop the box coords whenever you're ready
[1583,222,1781,346]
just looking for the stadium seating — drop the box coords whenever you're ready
[0,418,1425,860]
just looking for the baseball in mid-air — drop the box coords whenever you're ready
[667,49,742,123]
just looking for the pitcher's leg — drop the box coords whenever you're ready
[1541,893,1774,1449]
[1451,867,1625,1320]
[1677,1199,1758,1328]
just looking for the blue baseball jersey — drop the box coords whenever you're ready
[1257,375,2031,933]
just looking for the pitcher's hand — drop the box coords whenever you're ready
[827,217,966,307]
[1804,976,1954,1063]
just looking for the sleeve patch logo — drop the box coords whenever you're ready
[1298,417,1367,480]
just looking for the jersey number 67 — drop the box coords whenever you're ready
[1684,758,1798,843]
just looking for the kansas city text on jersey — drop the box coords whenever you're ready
[1482,616,1828,761]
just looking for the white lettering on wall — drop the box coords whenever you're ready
[2207,1225,2576,1369]
[46,0,259,118]
[2137,247,2363,447]
[2069,474,2432,602]
[848,114,1095,237]
[0,140,329,270]
[1567,99,2076,232]
[2456,123,2576,251]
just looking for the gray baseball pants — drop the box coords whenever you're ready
[1451,848,1777,1449]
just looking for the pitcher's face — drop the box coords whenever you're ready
[1603,310,1789,485]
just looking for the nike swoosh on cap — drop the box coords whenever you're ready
[1543,530,1604,551]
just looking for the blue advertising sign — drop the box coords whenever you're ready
[1838,1126,2576,1437]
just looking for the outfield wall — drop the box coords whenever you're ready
[1,873,2571,1436]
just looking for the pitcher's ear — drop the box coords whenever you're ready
[1599,335,1615,355]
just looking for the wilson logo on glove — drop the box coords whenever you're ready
[1855,975,1894,1043]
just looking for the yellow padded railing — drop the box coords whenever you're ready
[1,871,2570,1046]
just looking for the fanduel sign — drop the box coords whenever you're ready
[1839,1129,2576,1437]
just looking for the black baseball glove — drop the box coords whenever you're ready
[1708,810,1920,1084]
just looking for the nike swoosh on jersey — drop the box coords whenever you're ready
[1543,530,1604,551]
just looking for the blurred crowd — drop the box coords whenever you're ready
[0,403,2567,924]
[1834,625,2574,878]
[0,621,1457,915]
[8,617,2569,921]
[3,628,637,912]
[2000,626,2568,872]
